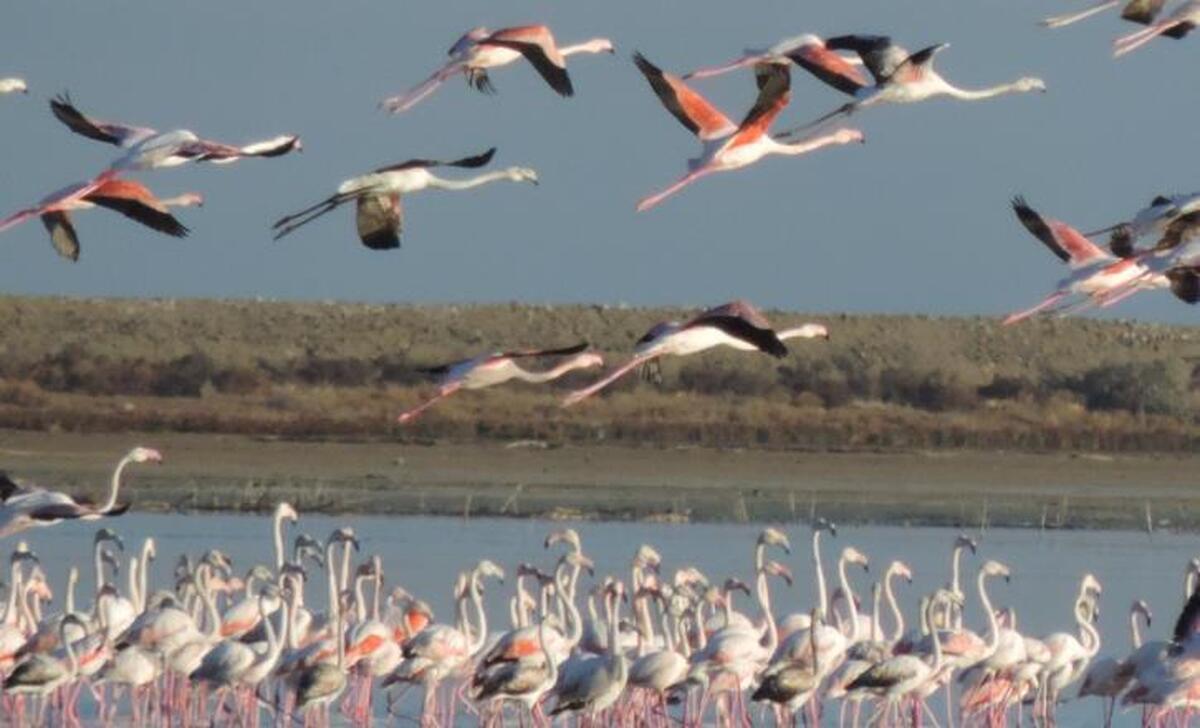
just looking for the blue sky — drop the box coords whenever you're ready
[2,0,1197,323]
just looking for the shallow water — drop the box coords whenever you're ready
[12,513,1195,726]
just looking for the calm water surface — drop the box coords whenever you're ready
[14,513,1196,727]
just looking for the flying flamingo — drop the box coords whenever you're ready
[1003,196,1162,324]
[271,147,538,249]
[0,172,201,261]
[379,25,615,113]
[1086,191,1200,256]
[682,33,869,95]
[0,78,27,95]
[1042,0,1166,28]
[397,342,603,424]
[49,93,300,170]
[1114,0,1200,55]
[0,447,162,538]
[632,53,864,211]
[562,300,799,407]
[778,35,1045,136]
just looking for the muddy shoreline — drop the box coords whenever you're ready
[1,429,1195,530]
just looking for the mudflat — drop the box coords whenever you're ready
[1,429,1194,530]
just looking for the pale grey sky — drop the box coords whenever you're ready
[2,0,1197,323]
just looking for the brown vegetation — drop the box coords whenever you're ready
[0,295,1196,453]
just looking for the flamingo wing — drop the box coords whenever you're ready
[49,94,156,147]
[825,35,909,85]
[1011,196,1107,267]
[694,299,774,329]
[480,26,573,97]
[633,52,736,141]
[686,315,788,358]
[0,473,28,502]
[85,180,190,237]
[1122,0,1169,23]
[728,64,791,146]
[1156,210,1200,251]
[40,211,80,261]
[355,193,402,250]
[1168,267,1200,303]
[887,44,949,85]
[373,147,496,174]
[786,43,868,96]
[183,136,300,163]
[1174,585,1200,643]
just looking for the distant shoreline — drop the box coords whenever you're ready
[2,429,1196,531]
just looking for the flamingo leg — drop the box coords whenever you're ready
[562,354,658,406]
[396,383,462,424]
[1041,0,1120,27]
[635,165,718,212]
[1002,292,1068,325]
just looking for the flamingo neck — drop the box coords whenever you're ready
[978,571,1000,652]
[1131,607,1145,649]
[372,564,382,622]
[354,575,368,623]
[943,80,1029,101]
[837,556,860,643]
[3,561,20,626]
[325,542,339,631]
[62,621,80,676]
[100,452,135,514]
[777,325,825,341]
[138,544,152,612]
[516,355,596,384]
[560,39,611,56]
[871,584,882,642]
[94,541,107,591]
[200,567,220,638]
[425,170,516,192]
[468,570,488,655]
[339,541,353,594]
[757,569,778,654]
[128,557,140,613]
[813,530,828,621]
[774,132,850,156]
[273,511,286,572]
[63,568,76,616]
[884,568,904,643]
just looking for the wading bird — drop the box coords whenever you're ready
[779,35,1045,137]
[49,94,300,170]
[271,148,537,249]
[380,25,615,113]
[0,447,162,538]
[0,172,201,261]
[563,300,807,406]
[632,53,864,211]
[397,343,603,423]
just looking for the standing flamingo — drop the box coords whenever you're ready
[779,34,1045,136]
[563,300,795,406]
[0,447,161,538]
[380,25,614,113]
[632,53,864,211]
[271,147,538,249]
[49,93,300,169]
[397,342,603,423]
[1114,0,1200,55]
[0,173,201,261]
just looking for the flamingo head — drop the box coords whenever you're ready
[505,167,539,185]
[634,544,662,571]
[128,447,164,465]
[982,560,1011,582]
[758,527,791,554]
[94,527,125,551]
[813,517,837,538]
[1016,77,1047,93]
[1081,572,1103,599]
[842,546,870,572]
[10,542,37,566]
[545,528,582,552]
[276,501,299,524]
[1134,600,1153,627]
[330,527,360,552]
[564,552,595,578]
[722,577,752,598]
[143,538,157,561]
[955,533,979,554]
[475,559,505,584]
[832,128,866,145]
[764,560,794,587]
[891,561,915,583]
[574,351,605,370]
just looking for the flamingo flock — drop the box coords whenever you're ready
[3,482,1200,727]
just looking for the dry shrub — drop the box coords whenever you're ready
[0,380,47,407]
